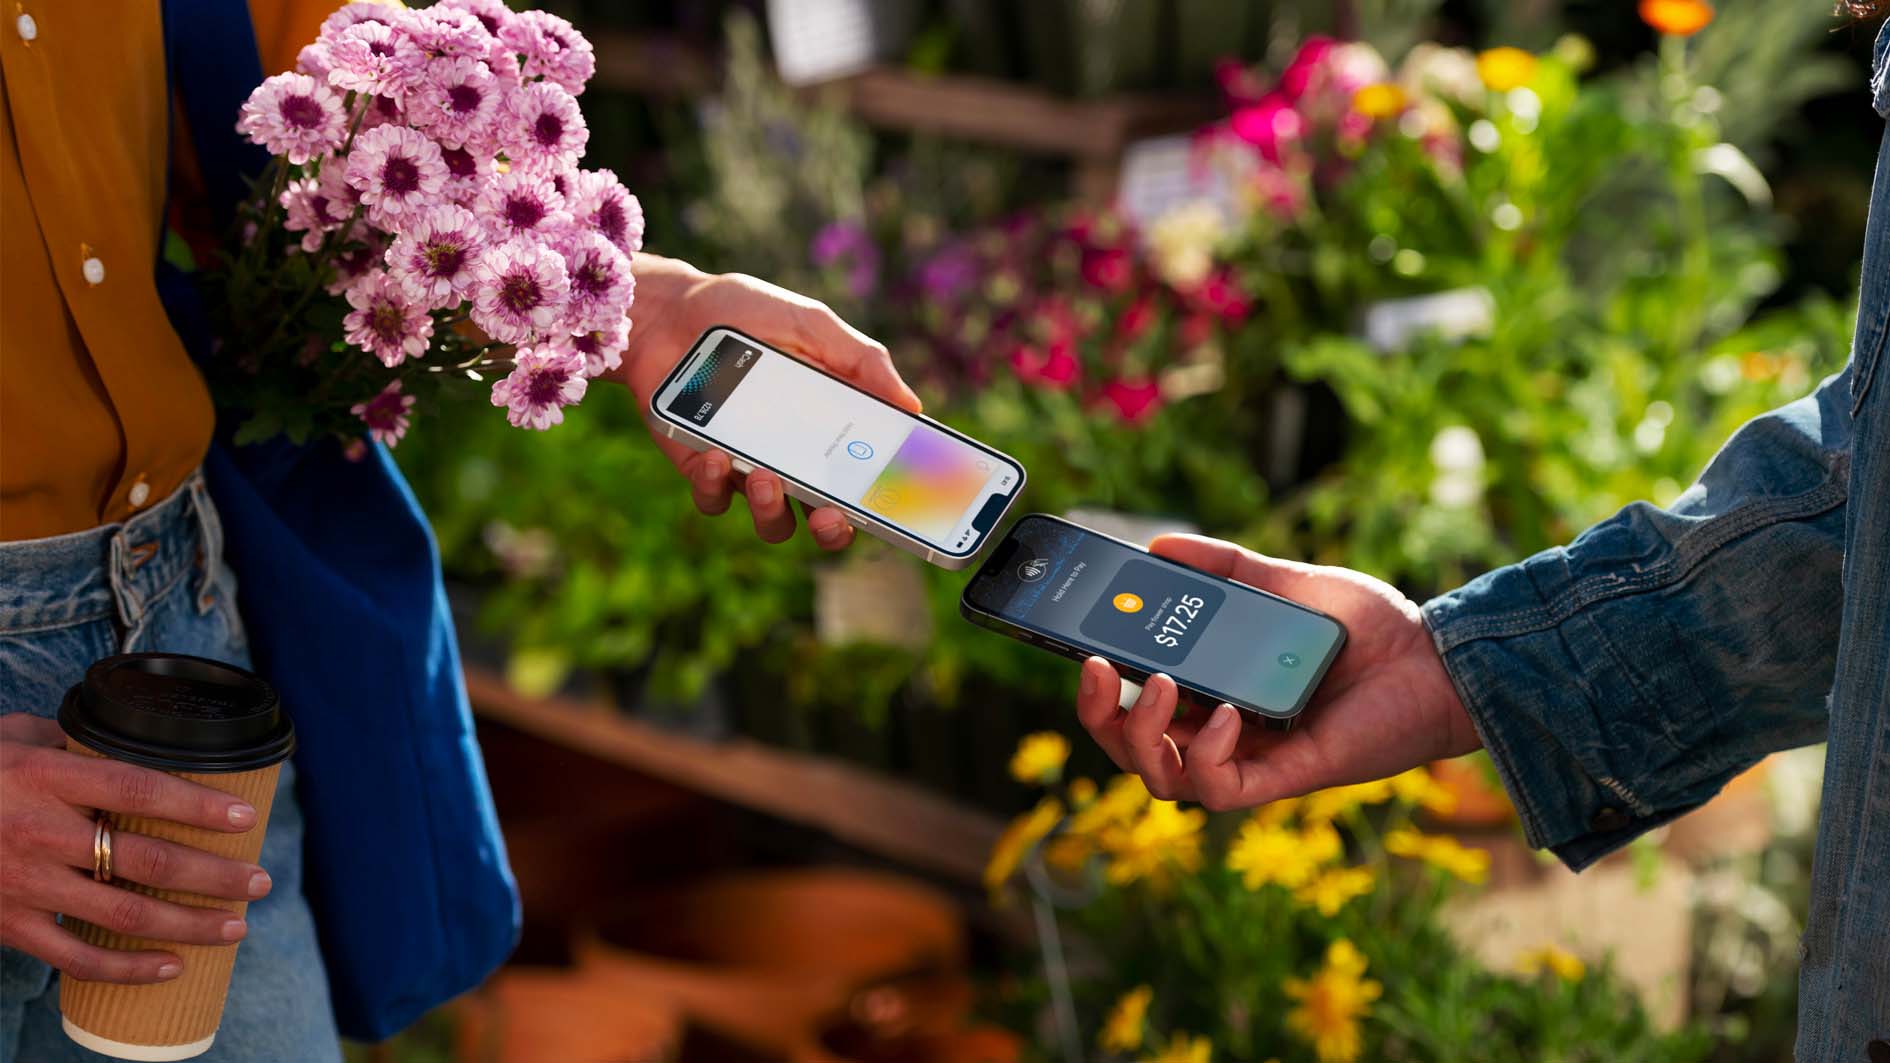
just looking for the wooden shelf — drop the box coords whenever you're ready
[586,31,1220,201]
[464,666,1002,885]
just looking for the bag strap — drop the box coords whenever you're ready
[160,0,270,237]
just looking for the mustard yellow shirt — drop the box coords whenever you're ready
[0,0,328,541]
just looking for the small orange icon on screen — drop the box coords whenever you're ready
[1113,592,1144,613]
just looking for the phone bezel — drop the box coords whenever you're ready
[959,513,1347,723]
[647,326,1028,568]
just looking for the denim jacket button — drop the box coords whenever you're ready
[1866,1039,1890,1063]
[1589,806,1630,831]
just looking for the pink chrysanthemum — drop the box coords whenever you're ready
[407,56,497,148]
[472,237,570,343]
[491,344,588,429]
[343,269,434,367]
[386,204,485,309]
[565,169,644,254]
[325,234,387,295]
[351,380,417,447]
[556,230,634,334]
[281,164,357,252]
[237,73,347,164]
[403,6,493,62]
[346,125,447,227]
[296,41,335,80]
[497,81,587,173]
[501,10,596,95]
[320,0,399,41]
[438,0,517,39]
[570,317,630,379]
[476,168,570,240]
[326,20,408,98]
[438,141,495,205]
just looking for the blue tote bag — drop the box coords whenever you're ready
[157,0,520,1039]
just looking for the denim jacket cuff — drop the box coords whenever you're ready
[1421,569,1694,871]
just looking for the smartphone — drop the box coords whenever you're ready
[960,514,1347,725]
[649,326,1027,568]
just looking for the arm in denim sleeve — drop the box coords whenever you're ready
[1420,369,1852,870]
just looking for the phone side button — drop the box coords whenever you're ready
[729,458,756,476]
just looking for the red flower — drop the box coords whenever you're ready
[1010,340,1080,391]
[1101,377,1162,423]
[1179,312,1216,348]
[1081,246,1133,293]
[1117,294,1157,342]
[1192,270,1253,322]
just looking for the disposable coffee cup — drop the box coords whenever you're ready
[56,653,295,1061]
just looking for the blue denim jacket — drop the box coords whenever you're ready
[1422,24,1890,1060]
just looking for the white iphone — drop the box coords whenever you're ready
[648,326,1027,569]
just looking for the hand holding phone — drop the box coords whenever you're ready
[1067,534,1479,812]
[649,327,1026,567]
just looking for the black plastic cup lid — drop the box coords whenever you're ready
[59,654,295,773]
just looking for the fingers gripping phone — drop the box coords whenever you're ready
[649,327,1027,569]
[960,514,1347,726]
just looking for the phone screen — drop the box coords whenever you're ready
[654,330,1023,556]
[965,515,1345,716]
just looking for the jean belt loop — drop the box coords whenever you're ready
[108,530,144,633]
[189,473,224,613]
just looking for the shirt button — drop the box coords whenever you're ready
[14,13,36,42]
[1589,807,1630,832]
[82,256,105,286]
[127,479,151,508]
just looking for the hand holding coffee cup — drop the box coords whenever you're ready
[0,714,270,984]
[3,654,296,1060]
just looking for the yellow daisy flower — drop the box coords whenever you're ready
[1284,940,1382,1063]
[1010,731,1071,786]
[984,797,1062,896]
[1295,866,1377,917]
[1068,774,1152,839]
[1476,47,1539,92]
[1387,767,1458,815]
[1518,943,1587,983]
[1102,800,1206,887]
[1351,83,1409,121]
[1141,1031,1212,1063]
[1300,779,1395,824]
[1384,828,1491,885]
[1099,985,1153,1054]
[1227,820,1321,890]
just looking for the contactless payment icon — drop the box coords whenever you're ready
[846,440,874,460]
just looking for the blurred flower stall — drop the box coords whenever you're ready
[378,0,1872,1060]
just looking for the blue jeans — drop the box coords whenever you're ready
[0,473,342,1062]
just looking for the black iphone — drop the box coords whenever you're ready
[960,514,1347,727]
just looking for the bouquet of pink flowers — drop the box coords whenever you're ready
[210,0,641,448]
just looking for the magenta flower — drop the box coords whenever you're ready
[565,169,643,254]
[501,10,596,95]
[319,1,399,41]
[325,20,408,98]
[403,6,493,63]
[811,221,879,299]
[570,317,630,378]
[346,125,447,227]
[1280,37,1338,102]
[491,345,588,429]
[472,237,570,343]
[498,81,588,173]
[343,269,434,367]
[557,230,634,333]
[1101,377,1163,423]
[1229,94,1303,164]
[351,380,417,446]
[325,234,386,295]
[1009,341,1079,391]
[437,0,517,39]
[280,165,356,252]
[407,55,497,148]
[476,168,570,240]
[437,141,494,205]
[237,73,346,164]
[296,41,335,81]
[387,205,485,309]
